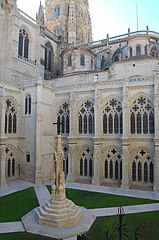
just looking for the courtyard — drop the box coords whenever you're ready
[0,180,159,239]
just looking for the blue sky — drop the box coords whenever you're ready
[17,0,159,40]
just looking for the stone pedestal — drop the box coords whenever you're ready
[22,207,95,240]
[35,197,82,228]
[22,135,96,239]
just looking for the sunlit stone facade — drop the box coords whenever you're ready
[0,0,159,192]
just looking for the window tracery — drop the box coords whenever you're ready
[44,42,54,79]
[104,148,122,181]
[25,94,31,115]
[5,147,16,178]
[130,96,154,134]
[103,98,122,134]
[80,147,93,177]
[79,100,94,134]
[57,102,70,134]
[5,99,17,134]
[132,149,153,184]
[18,29,29,59]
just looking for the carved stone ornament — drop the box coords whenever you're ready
[0,97,6,108]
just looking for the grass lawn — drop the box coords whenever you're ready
[0,233,53,240]
[0,188,39,222]
[0,187,159,239]
[48,186,159,208]
[2,212,159,239]
[87,211,159,240]
[65,188,158,209]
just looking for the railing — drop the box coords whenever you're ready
[18,55,36,66]
[88,30,159,48]
[63,30,159,50]
[17,8,36,24]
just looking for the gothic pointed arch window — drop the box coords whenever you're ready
[25,94,31,115]
[5,99,17,134]
[130,96,154,134]
[144,162,148,182]
[103,98,122,134]
[80,158,83,176]
[115,160,118,180]
[68,54,72,67]
[26,152,31,163]
[110,160,113,179]
[132,161,136,181]
[57,102,70,135]
[5,147,16,178]
[105,160,108,178]
[138,161,142,182]
[80,54,85,66]
[89,158,93,177]
[104,148,122,182]
[132,149,153,184]
[150,162,153,183]
[8,159,11,177]
[136,45,141,57]
[79,100,94,134]
[54,5,60,19]
[129,47,133,57]
[18,29,29,59]
[79,147,93,178]
[44,42,54,79]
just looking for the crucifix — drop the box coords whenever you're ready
[53,117,62,135]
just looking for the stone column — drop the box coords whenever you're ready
[66,142,77,182]
[92,142,101,185]
[94,86,102,136]
[121,142,130,189]
[153,81,159,191]
[121,86,130,189]
[122,86,129,138]
[35,82,43,184]
[0,96,6,136]
[69,92,78,137]
[0,144,7,187]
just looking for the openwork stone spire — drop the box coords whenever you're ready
[45,0,92,45]
[35,135,82,228]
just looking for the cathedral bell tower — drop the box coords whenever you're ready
[45,0,92,45]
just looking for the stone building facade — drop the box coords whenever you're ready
[0,0,159,192]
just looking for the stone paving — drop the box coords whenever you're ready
[34,185,51,206]
[0,180,159,234]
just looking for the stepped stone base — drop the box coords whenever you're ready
[22,207,96,239]
[34,198,82,228]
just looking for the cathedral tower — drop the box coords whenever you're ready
[45,0,92,45]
